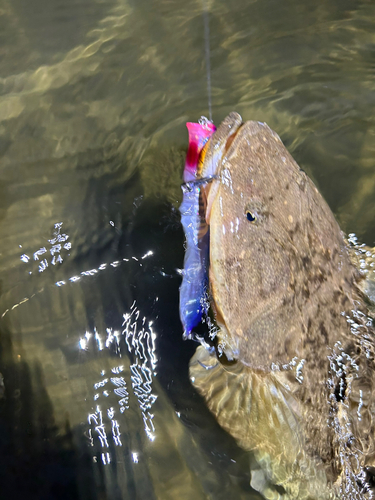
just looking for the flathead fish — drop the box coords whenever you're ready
[189,112,375,499]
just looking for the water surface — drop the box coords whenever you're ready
[0,0,375,498]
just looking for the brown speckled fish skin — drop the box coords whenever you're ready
[206,115,360,370]
[194,113,375,497]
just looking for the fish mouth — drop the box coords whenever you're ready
[180,121,244,192]
[202,114,244,224]
[180,120,243,236]
[223,123,243,154]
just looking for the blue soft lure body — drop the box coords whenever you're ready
[179,120,216,339]
[179,190,210,338]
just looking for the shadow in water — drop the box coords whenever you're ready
[0,325,97,500]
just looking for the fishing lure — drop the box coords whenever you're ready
[179,117,216,339]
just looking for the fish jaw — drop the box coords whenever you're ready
[202,112,243,225]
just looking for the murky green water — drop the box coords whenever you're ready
[0,0,375,498]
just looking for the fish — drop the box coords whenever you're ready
[188,112,375,498]
[179,118,216,339]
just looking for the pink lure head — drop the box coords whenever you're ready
[183,118,216,183]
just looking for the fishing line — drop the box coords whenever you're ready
[202,0,213,121]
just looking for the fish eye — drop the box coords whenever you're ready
[246,211,256,222]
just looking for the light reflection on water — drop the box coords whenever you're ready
[22,222,71,272]
[85,300,158,458]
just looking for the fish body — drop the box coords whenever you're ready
[189,112,375,498]
[179,119,216,338]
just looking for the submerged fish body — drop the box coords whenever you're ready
[179,119,216,338]
[188,112,375,498]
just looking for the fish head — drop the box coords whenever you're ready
[204,115,350,370]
